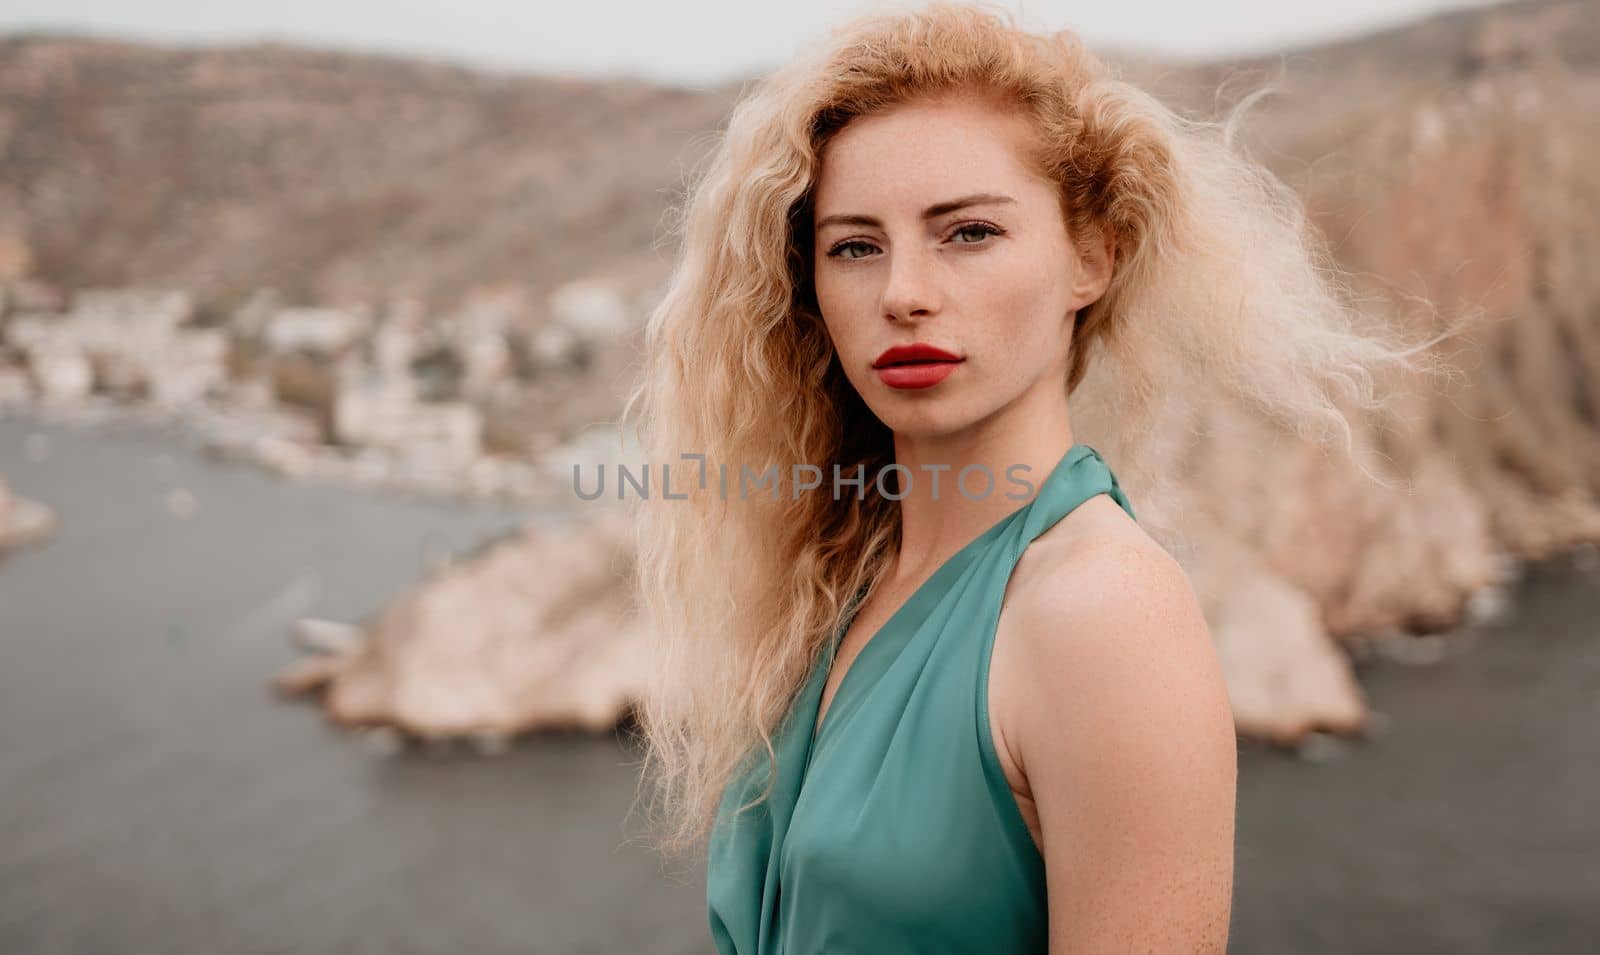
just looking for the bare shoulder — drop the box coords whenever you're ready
[1002,491,1212,666]
[993,493,1230,767]
[990,492,1237,951]
[1004,491,1170,623]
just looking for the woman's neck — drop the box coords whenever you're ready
[886,386,1075,585]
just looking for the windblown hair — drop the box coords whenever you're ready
[621,1,1441,859]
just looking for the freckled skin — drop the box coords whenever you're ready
[809,89,1238,953]
[810,91,1096,445]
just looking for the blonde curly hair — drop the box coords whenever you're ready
[621,0,1441,859]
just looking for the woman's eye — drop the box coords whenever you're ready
[826,224,998,260]
[950,223,1000,244]
[828,241,876,260]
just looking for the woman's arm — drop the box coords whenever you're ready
[1009,537,1237,954]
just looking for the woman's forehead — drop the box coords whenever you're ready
[813,105,1047,218]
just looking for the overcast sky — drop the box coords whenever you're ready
[1,0,1505,87]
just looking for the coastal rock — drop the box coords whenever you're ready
[275,504,645,738]
[0,473,56,557]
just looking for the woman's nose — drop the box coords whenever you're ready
[880,246,939,323]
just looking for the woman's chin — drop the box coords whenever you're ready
[871,404,982,441]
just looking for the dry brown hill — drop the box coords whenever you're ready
[0,34,740,308]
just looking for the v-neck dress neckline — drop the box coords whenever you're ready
[801,442,1101,775]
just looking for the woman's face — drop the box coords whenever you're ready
[811,91,1111,439]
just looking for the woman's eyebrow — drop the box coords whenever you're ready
[815,193,1016,231]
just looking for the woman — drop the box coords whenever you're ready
[622,3,1431,951]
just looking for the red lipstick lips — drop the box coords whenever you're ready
[871,343,964,390]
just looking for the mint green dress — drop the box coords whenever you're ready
[706,443,1136,953]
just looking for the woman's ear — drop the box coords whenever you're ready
[1071,225,1115,310]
